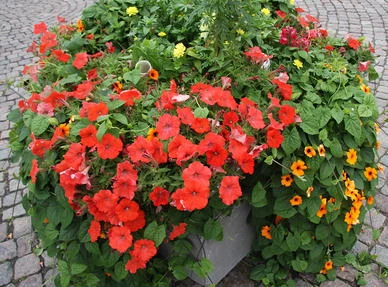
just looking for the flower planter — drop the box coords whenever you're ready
[188,202,255,285]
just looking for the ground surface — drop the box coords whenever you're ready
[0,0,386,286]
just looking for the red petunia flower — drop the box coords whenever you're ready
[30,159,40,183]
[130,239,157,263]
[238,97,257,118]
[197,86,221,106]
[149,187,170,206]
[148,138,168,164]
[156,114,181,140]
[198,132,226,155]
[171,182,210,211]
[125,257,146,274]
[217,90,238,110]
[275,10,287,19]
[52,49,70,63]
[127,136,153,163]
[246,107,266,130]
[268,113,284,130]
[93,189,118,213]
[112,179,137,200]
[68,81,94,100]
[105,41,115,53]
[85,102,108,121]
[191,118,210,134]
[72,52,89,69]
[182,161,212,184]
[244,46,273,64]
[232,152,254,174]
[223,111,239,127]
[278,105,296,126]
[108,226,133,253]
[115,199,140,221]
[347,37,361,50]
[266,127,284,148]
[272,79,293,100]
[29,134,52,158]
[39,31,58,53]
[79,125,98,147]
[169,223,187,240]
[96,133,123,160]
[177,106,195,125]
[206,144,228,167]
[34,22,47,34]
[219,176,242,205]
[88,220,101,242]
[119,89,142,106]
[124,210,146,232]
[115,161,138,182]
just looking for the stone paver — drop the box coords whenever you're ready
[0,0,387,287]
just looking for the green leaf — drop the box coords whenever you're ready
[286,233,300,252]
[191,258,213,278]
[331,106,344,124]
[193,107,209,118]
[172,265,188,280]
[319,160,334,179]
[368,66,379,81]
[305,92,322,104]
[317,107,331,128]
[45,224,59,241]
[71,263,87,275]
[358,105,372,118]
[64,35,86,53]
[84,274,100,287]
[66,241,80,259]
[96,122,107,141]
[107,100,125,111]
[7,109,22,122]
[315,224,330,240]
[203,218,223,241]
[112,113,128,125]
[60,74,82,85]
[31,115,50,136]
[291,259,308,272]
[300,112,319,135]
[144,221,166,247]
[123,69,141,84]
[329,138,343,158]
[344,113,361,139]
[251,182,267,208]
[281,127,301,155]
[274,194,297,218]
[114,261,128,280]
[300,231,312,245]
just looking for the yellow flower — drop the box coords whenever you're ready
[304,146,316,157]
[364,167,377,181]
[158,31,167,37]
[236,28,245,35]
[306,186,314,197]
[360,84,370,93]
[173,43,186,58]
[76,19,84,32]
[346,148,357,165]
[261,225,272,240]
[341,170,347,181]
[261,8,271,15]
[376,141,381,149]
[289,0,295,5]
[290,160,308,177]
[318,144,326,157]
[355,74,363,83]
[316,197,327,218]
[345,178,356,191]
[378,163,384,173]
[290,195,303,206]
[126,6,139,16]
[293,59,303,69]
[281,174,293,187]
[59,123,70,137]
[146,128,157,141]
[374,122,381,133]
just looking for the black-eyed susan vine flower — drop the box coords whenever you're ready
[346,148,357,165]
[281,174,293,187]
[290,195,303,206]
[318,144,326,157]
[316,196,327,218]
[304,146,316,157]
[320,260,333,274]
[261,225,272,240]
[306,186,314,197]
[290,160,307,176]
[364,167,378,181]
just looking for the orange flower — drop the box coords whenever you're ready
[148,69,159,80]
[346,148,357,165]
[345,178,356,191]
[274,215,283,225]
[377,164,384,173]
[281,174,293,187]
[304,146,316,157]
[58,123,70,137]
[374,123,380,134]
[342,170,347,181]
[291,160,307,177]
[324,260,333,271]
[318,144,326,157]
[316,197,327,218]
[76,19,84,32]
[376,141,381,149]
[146,128,158,141]
[364,167,377,181]
[261,225,272,240]
[367,196,374,205]
[290,195,303,206]
[306,186,314,197]
[113,81,123,93]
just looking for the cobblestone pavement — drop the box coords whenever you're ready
[0,0,386,287]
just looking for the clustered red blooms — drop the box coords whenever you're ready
[23,19,300,275]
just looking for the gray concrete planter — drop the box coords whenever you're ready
[187,202,255,286]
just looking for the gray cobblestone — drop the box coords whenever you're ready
[0,222,7,242]
[17,233,36,257]
[18,273,42,287]
[372,244,388,267]
[44,269,58,287]
[378,227,388,246]
[0,239,17,261]
[352,240,369,254]
[336,264,357,282]
[320,279,351,287]
[2,190,22,208]
[2,203,26,220]
[42,251,56,268]
[364,208,386,229]
[0,262,13,286]
[12,216,31,238]
[14,253,41,280]
[364,272,386,287]
[375,193,388,214]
